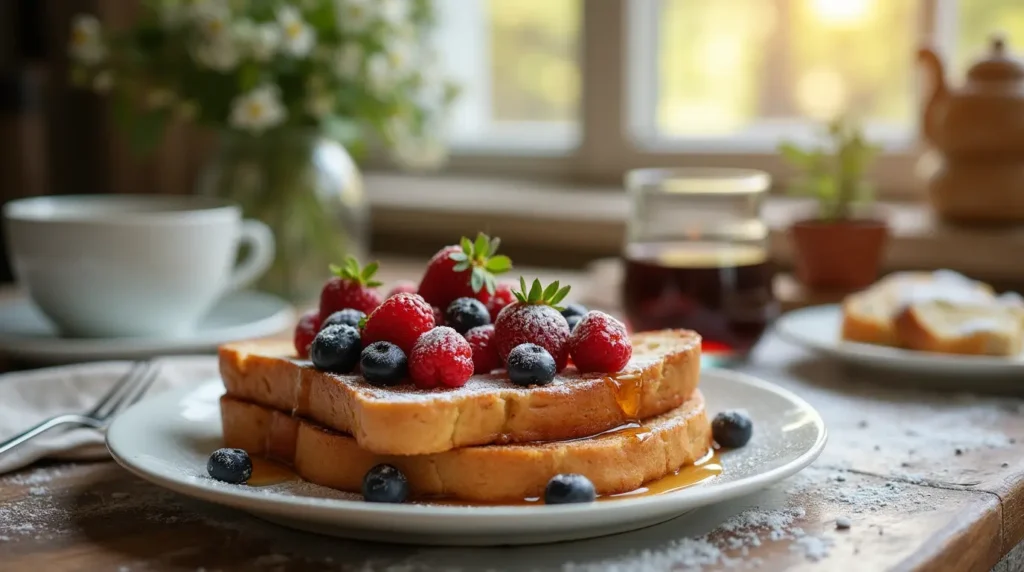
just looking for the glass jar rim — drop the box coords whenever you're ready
[625,168,771,195]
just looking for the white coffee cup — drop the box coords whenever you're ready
[3,195,275,338]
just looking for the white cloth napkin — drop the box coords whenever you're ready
[0,356,219,474]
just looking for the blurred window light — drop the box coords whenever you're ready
[954,0,1024,75]
[433,0,581,152]
[640,0,918,148]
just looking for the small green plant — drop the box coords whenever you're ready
[778,117,881,222]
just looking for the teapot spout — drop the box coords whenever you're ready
[918,47,948,145]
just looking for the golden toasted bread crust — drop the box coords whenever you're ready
[219,330,701,456]
[893,304,1024,356]
[220,393,711,502]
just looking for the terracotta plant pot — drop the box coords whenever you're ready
[789,218,889,290]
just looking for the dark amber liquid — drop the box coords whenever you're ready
[622,242,778,355]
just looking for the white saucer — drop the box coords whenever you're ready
[106,369,826,546]
[775,304,1024,381]
[0,292,293,363]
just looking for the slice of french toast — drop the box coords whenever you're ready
[841,270,994,347]
[220,392,711,502]
[894,299,1024,356]
[219,329,701,456]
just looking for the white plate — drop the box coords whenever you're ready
[775,304,1024,380]
[0,292,293,363]
[106,369,826,546]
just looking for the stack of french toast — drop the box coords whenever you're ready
[215,234,716,503]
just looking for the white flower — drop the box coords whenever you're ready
[333,43,364,79]
[68,14,106,65]
[192,37,240,71]
[193,1,231,40]
[306,93,334,119]
[335,0,375,33]
[379,0,407,26]
[92,70,114,93]
[229,85,287,133]
[277,6,315,58]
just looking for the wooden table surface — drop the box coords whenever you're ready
[1,259,1023,572]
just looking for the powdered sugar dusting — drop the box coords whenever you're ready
[563,505,835,571]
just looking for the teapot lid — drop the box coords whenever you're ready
[967,35,1024,82]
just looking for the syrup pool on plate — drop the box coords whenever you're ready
[622,241,779,363]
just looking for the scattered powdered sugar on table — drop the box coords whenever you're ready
[563,505,835,571]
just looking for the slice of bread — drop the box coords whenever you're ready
[841,270,994,347]
[220,392,711,502]
[894,300,1024,356]
[219,330,701,456]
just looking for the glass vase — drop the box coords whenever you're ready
[197,129,368,304]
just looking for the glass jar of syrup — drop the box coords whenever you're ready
[622,168,778,360]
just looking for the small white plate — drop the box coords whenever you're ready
[0,292,293,363]
[775,304,1024,380]
[106,369,826,546]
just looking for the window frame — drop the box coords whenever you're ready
[439,0,957,199]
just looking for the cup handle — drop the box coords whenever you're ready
[225,219,276,293]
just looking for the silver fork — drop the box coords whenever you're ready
[0,361,161,456]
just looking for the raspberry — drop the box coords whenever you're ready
[319,257,384,318]
[464,325,501,374]
[568,311,632,373]
[362,293,435,355]
[293,310,321,359]
[485,282,516,321]
[387,281,418,298]
[409,326,474,388]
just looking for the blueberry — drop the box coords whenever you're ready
[321,308,366,330]
[560,303,588,320]
[712,410,753,448]
[507,343,556,386]
[544,473,596,504]
[445,297,491,333]
[362,464,409,503]
[566,314,582,333]
[207,448,252,484]
[310,324,361,374]
[360,341,408,386]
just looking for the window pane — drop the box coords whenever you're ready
[654,0,916,142]
[435,0,581,149]
[955,1,1024,75]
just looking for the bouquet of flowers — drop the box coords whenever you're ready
[68,0,458,167]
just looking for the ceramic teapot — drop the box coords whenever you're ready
[919,35,1024,159]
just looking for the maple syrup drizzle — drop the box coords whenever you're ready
[607,372,644,419]
[419,449,721,507]
[246,458,299,487]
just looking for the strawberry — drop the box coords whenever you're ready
[568,311,632,373]
[409,326,475,389]
[417,233,512,310]
[293,310,321,359]
[493,278,572,371]
[485,282,517,322]
[319,256,384,319]
[361,293,435,355]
